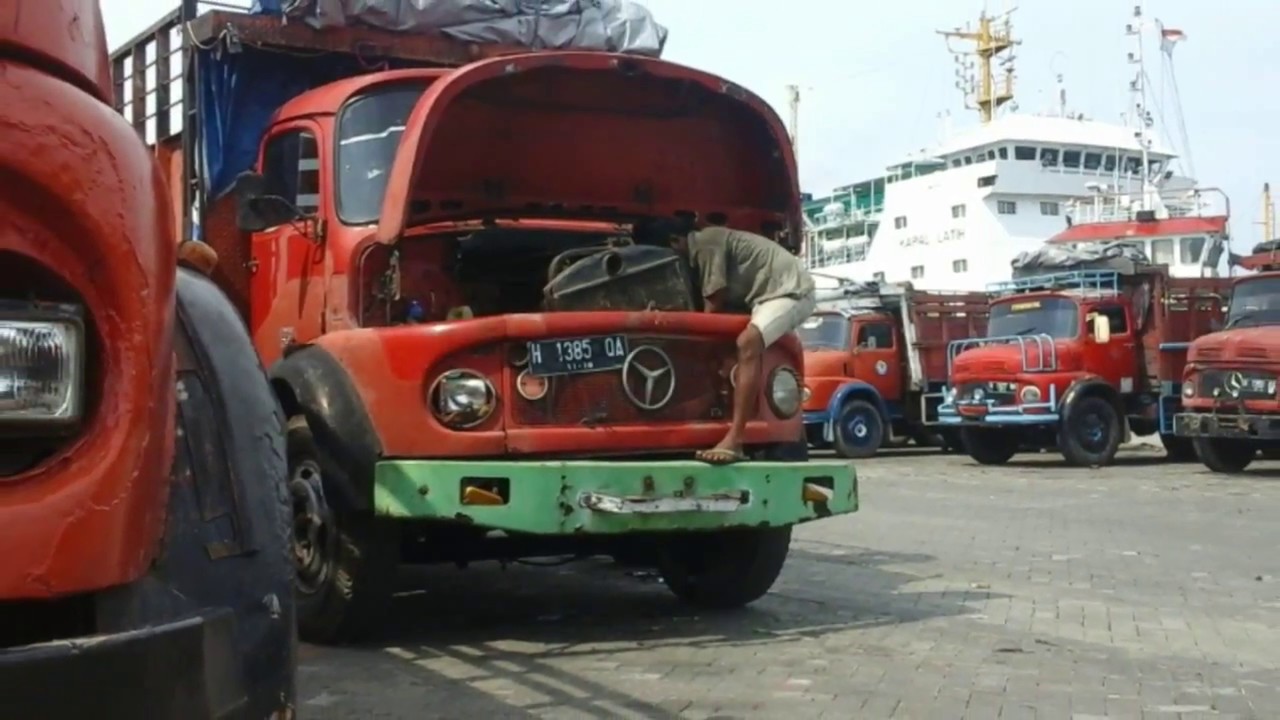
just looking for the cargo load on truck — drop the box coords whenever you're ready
[255,0,668,56]
[801,279,991,457]
[938,262,1230,467]
[1010,240,1153,278]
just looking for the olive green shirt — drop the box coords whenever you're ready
[686,226,815,307]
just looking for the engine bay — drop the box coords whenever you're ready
[356,226,697,326]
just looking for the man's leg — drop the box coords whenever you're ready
[698,294,816,463]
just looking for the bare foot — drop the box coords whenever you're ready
[696,437,746,465]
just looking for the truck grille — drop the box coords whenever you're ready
[510,337,734,426]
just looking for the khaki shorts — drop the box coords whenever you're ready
[750,292,817,347]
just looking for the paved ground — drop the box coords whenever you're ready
[298,449,1280,719]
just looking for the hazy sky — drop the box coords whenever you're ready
[102,0,1280,244]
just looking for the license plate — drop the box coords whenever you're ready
[527,335,629,376]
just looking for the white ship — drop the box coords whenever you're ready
[802,3,1229,291]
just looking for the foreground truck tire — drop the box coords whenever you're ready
[286,418,398,645]
[1193,437,1256,474]
[1,269,297,718]
[656,440,804,608]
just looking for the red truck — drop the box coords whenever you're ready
[799,282,990,457]
[937,260,1229,467]
[114,4,857,644]
[1175,243,1280,472]
[0,1,295,717]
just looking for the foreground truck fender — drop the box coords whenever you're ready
[0,2,296,716]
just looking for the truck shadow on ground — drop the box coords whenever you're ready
[303,546,1003,718]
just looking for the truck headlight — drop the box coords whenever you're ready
[0,303,85,427]
[428,369,496,429]
[768,367,802,418]
[1182,381,1195,398]
[1019,385,1041,403]
[802,385,812,403]
[943,386,956,403]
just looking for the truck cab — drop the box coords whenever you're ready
[938,266,1227,467]
[114,6,858,644]
[1176,245,1280,472]
[799,283,989,458]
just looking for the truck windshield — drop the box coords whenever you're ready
[988,297,1079,339]
[1227,277,1280,328]
[336,84,427,225]
[797,314,850,350]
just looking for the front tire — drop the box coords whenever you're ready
[1058,396,1123,467]
[657,526,792,609]
[1194,437,1256,474]
[833,399,884,459]
[962,427,1018,465]
[288,417,398,644]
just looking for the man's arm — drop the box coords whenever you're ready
[689,232,729,312]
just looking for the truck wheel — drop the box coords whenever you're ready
[961,427,1017,465]
[1058,396,1122,467]
[833,399,884,459]
[657,526,792,609]
[1160,434,1197,462]
[1193,437,1256,474]
[288,417,398,644]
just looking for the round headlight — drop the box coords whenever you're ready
[1019,385,1041,403]
[428,370,496,429]
[802,385,812,403]
[1182,382,1195,398]
[768,367,802,418]
[973,387,986,402]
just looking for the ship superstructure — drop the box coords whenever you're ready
[803,3,1220,291]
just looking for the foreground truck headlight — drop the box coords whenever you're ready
[768,367,802,418]
[1182,381,1195,398]
[0,302,84,427]
[429,369,496,428]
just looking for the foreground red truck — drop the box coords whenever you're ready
[115,5,857,643]
[0,1,296,717]
[1175,244,1280,472]
[799,282,990,457]
[937,259,1229,467]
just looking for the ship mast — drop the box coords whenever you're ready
[1126,2,1156,209]
[940,8,1019,124]
[1264,183,1275,242]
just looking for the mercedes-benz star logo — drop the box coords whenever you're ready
[621,345,676,410]
[1225,371,1246,395]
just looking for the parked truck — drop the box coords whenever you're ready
[113,3,857,644]
[0,1,295,717]
[937,252,1229,467]
[1175,243,1280,472]
[799,282,990,457]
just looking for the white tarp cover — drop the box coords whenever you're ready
[280,0,668,56]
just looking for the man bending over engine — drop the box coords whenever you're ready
[636,218,816,464]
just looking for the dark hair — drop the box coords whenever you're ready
[633,216,693,245]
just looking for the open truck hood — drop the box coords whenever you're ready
[375,52,801,249]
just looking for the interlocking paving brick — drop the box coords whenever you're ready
[298,450,1280,718]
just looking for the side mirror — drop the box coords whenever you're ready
[233,171,305,232]
[1090,313,1112,344]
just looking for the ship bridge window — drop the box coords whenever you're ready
[1103,154,1118,172]
[1084,152,1102,170]
[1180,236,1207,263]
[1040,148,1060,167]
[1124,156,1142,175]
[951,158,962,168]
[1040,201,1060,216]
[1151,238,1175,265]
[963,156,974,165]
[1149,159,1164,176]
[911,265,925,279]
[998,146,1009,160]
[998,200,1018,215]
[1062,150,1082,169]
[1014,145,1037,160]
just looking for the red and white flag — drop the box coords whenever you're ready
[1159,23,1186,54]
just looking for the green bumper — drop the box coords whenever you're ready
[373,460,857,535]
